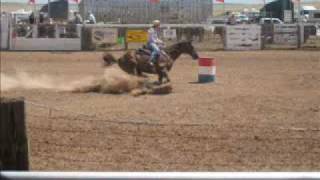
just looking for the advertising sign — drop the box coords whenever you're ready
[92,28,118,44]
[163,29,177,40]
[126,30,148,43]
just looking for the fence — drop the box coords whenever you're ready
[301,23,320,48]
[82,24,225,51]
[0,98,29,171]
[261,23,320,49]
[9,23,81,51]
[3,21,320,51]
[83,23,320,51]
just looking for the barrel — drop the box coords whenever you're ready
[198,57,216,83]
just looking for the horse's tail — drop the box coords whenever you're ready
[102,52,117,67]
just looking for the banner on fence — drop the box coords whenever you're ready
[225,25,261,51]
[126,30,148,43]
[163,29,177,40]
[92,28,118,44]
[273,24,298,46]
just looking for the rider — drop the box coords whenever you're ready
[147,20,164,66]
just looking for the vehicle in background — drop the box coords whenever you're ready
[10,9,32,24]
[206,17,227,25]
[236,14,249,24]
[301,5,317,21]
[247,11,261,23]
[306,10,320,23]
[259,18,284,24]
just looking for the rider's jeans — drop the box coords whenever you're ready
[148,43,160,63]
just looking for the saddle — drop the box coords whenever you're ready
[135,45,172,67]
[136,45,169,59]
[136,45,152,56]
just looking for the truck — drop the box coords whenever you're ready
[301,6,320,23]
[306,10,320,23]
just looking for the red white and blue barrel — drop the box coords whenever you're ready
[198,58,216,83]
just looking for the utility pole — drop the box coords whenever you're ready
[263,0,266,18]
[48,0,51,19]
[297,0,302,23]
[297,0,303,48]
[223,1,225,17]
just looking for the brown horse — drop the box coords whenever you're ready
[103,41,199,84]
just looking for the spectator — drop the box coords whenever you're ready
[87,12,96,24]
[29,12,35,24]
[228,14,237,25]
[73,12,83,24]
[39,12,45,23]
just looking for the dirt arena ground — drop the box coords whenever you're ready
[1,50,319,171]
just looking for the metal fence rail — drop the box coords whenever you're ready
[1,172,320,180]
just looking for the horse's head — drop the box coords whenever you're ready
[102,52,117,67]
[176,41,199,60]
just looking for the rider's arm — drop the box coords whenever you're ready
[156,39,163,44]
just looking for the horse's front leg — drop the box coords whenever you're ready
[136,67,148,78]
[158,73,163,85]
[163,69,170,83]
[165,75,170,83]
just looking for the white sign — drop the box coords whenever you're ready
[274,24,297,33]
[92,28,118,44]
[225,25,261,51]
[273,24,298,45]
[317,27,320,37]
[274,34,298,44]
[163,29,177,40]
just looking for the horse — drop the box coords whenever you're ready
[102,41,199,84]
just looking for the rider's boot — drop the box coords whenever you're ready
[149,56,156,66]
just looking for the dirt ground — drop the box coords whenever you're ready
[1,50,319,171]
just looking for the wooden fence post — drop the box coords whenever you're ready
[124,27,128,50]
[0,97,29,170]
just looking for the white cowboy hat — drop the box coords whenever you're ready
[153,20,160,26]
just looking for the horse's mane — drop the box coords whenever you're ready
[164,41,190,56]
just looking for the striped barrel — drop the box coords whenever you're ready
[198,58,216,83]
